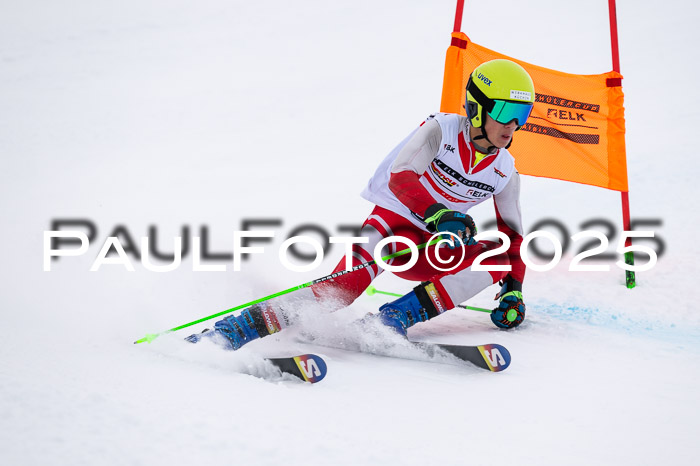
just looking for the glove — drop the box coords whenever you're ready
[424,203,477,248]
[491,277,525,329]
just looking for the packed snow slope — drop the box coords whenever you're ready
[1,1,699,465]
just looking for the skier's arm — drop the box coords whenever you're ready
[388,119,442,217]
[493,172,526,283]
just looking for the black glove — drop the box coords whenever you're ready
[424,203,477,247]
[491,277,525,329]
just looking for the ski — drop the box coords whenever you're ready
[410,342,511,372]
[183,329,327,383]
[298,330,510,372]
[267,354,328,383]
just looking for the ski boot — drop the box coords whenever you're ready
[185,303,284,350]
[376,282,447,337]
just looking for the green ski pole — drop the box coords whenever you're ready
[364,285,492,314]
[134,238,441,344]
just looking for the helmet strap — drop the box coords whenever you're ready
[472,126,498,155]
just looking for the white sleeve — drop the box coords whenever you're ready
[390,118,442,175]
[493,172,524,235]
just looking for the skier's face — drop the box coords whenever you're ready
[484,114,518,148]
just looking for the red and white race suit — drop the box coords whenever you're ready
[308,112,526,313]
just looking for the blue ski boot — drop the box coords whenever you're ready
[185,303,284,350]
[377,282,448,337]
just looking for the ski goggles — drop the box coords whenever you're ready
[467,78,534,126]
[488,100,533,126]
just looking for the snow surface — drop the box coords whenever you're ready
[1,0,699,465]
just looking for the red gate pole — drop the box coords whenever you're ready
[609,0,636,288]
[453,0,465,32]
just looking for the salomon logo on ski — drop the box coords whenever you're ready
[269,354,328,383]
[293,354,327,383]
[477,344,511,372]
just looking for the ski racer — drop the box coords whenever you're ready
[187,59,534,350]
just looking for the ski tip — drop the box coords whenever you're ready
[477,344,511,372]
[292,354,328,384]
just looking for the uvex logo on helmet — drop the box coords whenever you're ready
[476,72,492,86]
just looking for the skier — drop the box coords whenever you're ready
[187,59,534,350]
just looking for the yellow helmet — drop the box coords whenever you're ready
[465,59,535,129]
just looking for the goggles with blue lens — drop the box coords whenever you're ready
[488,99,533,126]
[467,77,534,127]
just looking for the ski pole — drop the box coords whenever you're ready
[134,238,441,344]
[365,285,492,314]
